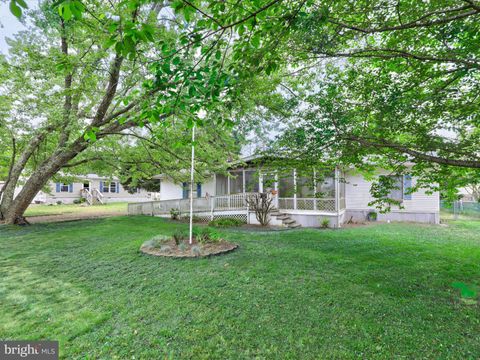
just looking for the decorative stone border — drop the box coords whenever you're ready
[140,242,239,259]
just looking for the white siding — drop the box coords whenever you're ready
[38,178,151,204]
[345,170,439,213]
[160,180,183,200]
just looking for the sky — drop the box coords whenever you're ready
[0,1,30,54]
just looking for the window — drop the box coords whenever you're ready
[384,175,403,200]
[216,174,228,195]
[297,174,315,198]
[316,174,335,198]
[229,171,243,194]
[182,182,201,199]
[101,181,118,193]
[278,171,295,197]
[182,182,190,199]
[83,182,90,191]
[60,183,69,192]
[110,182,117,193]
[244,170,260,192]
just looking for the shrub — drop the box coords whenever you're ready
[142,235,170,249]
[170,208,180,220]
[172,229,188,245]
[208,218,245,228]
[159,245,172,253]
[56,201,62,205]
[194,226,220,244]
[191,245,201,257]
[320,218,330,229]
[367,211,377,221]
[73,199,81,204]
[178,242,187,252]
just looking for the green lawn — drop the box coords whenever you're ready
[24,202,127,217]
[1,217,479,359]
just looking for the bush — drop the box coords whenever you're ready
[170,208,180,220]
[191,245,201,257]
[193,226,220,244]
[172,229,188,245]
[367,211,378,221]
[320,218,330,229]
[142,235,170,249]
[56,201,62,205]
[208,218,245,228]
[73,199,81,204]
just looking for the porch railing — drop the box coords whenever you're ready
[128,193,342,216]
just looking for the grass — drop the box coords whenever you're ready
[24,202,127,217]
[1,217,479,359]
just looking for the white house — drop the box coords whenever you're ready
[32,174,153,205]
[127,156,440,227]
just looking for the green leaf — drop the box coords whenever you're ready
[15,0,28,9]
[9,1,22,18]
[60,4,72,21]
[251,34,261,48]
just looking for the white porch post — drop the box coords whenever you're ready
[242,169,246,194]
[334,167,341,228]
[313,168,317,211]
[259,172,263,193]
[274,171,279,209]
[227,173,231,208]
[293,168,297,210]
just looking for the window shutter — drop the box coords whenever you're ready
[68,184,73,193]
[100,181,104,193]
[197,183,201,198]
[56,183,61,192]
[182,182,187,199]
[403,175,412,200]
[116,182,120,193]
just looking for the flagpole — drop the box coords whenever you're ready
[189,123,195,245]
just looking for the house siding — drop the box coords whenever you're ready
[344,170,439,224]
[37,178,151,204]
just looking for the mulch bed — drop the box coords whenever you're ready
[140,239,238,258]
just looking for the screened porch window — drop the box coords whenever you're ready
[229,171,243,194]
[244,170,260,192]
[278,172,295,197]
[297,174,315,198]
[316,175,335,198]
[216,174,228,195]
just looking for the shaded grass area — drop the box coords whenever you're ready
[1,217,479,358]
[24,202,127,217]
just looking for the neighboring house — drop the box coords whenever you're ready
[128,156,440,227]
[33,174,154,205]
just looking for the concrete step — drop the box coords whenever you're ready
[276,215,290,220]
[270,212,283,217]
[283,219,296,225]
[288,223,301,228]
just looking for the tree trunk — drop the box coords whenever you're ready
[3,140,88,224]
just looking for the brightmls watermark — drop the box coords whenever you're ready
[0,341,58,359]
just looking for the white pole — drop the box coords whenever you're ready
[189,124,196,245]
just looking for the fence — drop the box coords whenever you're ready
[440,200,480,220]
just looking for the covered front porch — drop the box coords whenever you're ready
[213,166,345,213]
[128,166,347,227]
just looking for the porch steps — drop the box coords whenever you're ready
[270,209,301,229]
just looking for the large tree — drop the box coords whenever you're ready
[239,0,480,198]
[0,0,300,224]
